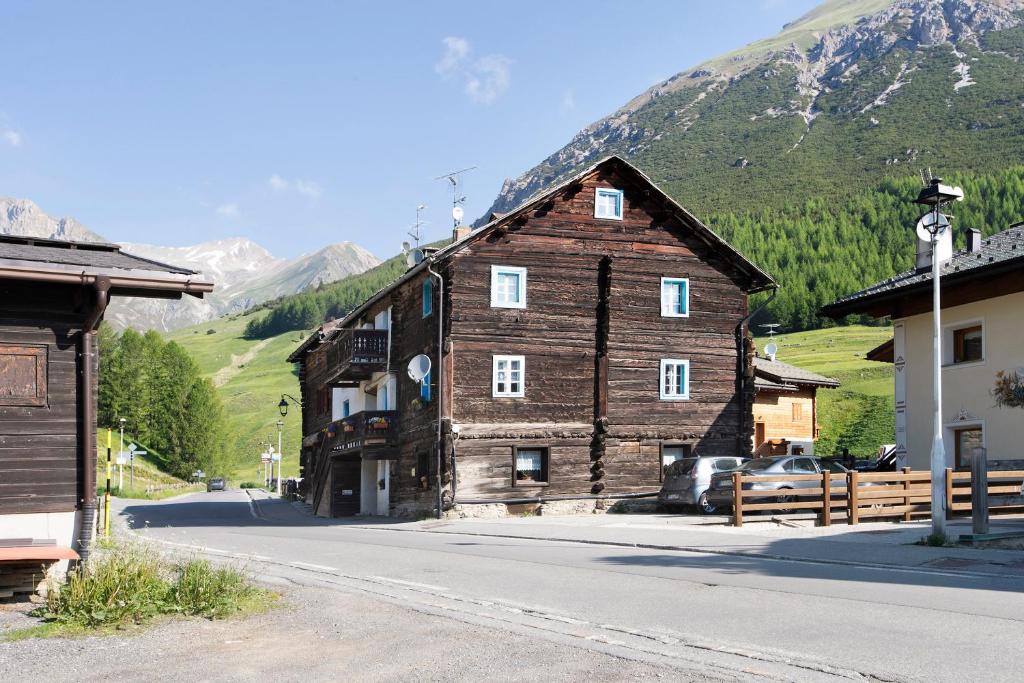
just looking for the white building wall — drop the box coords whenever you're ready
[899,290,1024,469]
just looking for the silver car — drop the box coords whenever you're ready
[659,456,747,514]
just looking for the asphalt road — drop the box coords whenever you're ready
[120,490,1024,682]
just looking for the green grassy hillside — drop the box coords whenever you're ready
[754,325,895,457]
[168,313,307,482]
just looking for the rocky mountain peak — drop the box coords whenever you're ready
[0,197,106,242]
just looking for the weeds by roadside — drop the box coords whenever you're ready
[4,541,275,641]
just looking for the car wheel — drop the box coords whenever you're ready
[775,488,795,507]
[697,492,717,515]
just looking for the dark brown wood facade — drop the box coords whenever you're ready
[0,280,92,516]
[291,157,773,516]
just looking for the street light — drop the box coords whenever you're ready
[914,177,964,540]
[278,393,301,417]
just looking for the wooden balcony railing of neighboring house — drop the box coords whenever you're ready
[331,410,399,453]
[326,328,389,383]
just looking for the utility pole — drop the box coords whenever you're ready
[276,420,284,495]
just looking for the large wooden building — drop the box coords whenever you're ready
[288,157,775,517]
[0,236,212,594]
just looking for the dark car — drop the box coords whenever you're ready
[659,456,747,514]
[207,477,226,492]
[705,456,847,510]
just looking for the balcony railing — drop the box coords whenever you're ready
[330,410,399,453]
[326,328,389,382]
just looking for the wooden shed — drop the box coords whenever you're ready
[0,235,212,596]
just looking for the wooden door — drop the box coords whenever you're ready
[755,422,766,448]
[331,459,361,516]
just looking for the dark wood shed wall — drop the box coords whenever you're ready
[446,167,749,496]
[0,281,90,515]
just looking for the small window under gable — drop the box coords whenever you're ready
[660,277,689,317]
[422,278,433,317]
[594,188,623,220]
[490,265,527,308]
[660,359,690,400]
[493,355,525,398]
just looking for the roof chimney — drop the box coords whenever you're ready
[453,225,472,242]
[965,228,981,253]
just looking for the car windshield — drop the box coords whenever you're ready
[666,458,698,476]
[825,461,848,474]
[738,458,783,471]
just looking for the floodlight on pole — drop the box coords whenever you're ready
[913,176,964,540]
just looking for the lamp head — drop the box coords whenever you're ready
[915,177,964,207]
[278,397,289,416]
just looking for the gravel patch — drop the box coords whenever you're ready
[0,586,714,682]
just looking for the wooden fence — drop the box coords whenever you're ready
[731,468,1024,527]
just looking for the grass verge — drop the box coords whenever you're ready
[3,541,276,641]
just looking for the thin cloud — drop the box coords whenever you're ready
[560,89,576,113]
[268,174,322,199]
[2,130,22,147]
[216,202,240,218]
[435,36,511,105]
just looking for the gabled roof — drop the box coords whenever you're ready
[0,234,213,298]
[820,224,1024,319]
[292,156,776,359]
[753,356,839,390]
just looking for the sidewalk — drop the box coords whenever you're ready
[339,512,1024,579]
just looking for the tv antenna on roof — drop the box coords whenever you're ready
[435,166,476,228]
[759,323,781,338]
[407,204,428,248]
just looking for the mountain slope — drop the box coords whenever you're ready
[485,0,1024,219]
[0,198,381,331]
[0,197,105,242]
[104,238,381,331]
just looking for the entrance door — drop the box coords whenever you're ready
[330,459,361,516]
[755,422,766,448]
[954,426,983,469]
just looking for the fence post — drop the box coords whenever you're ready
[733,472,743,527]
[849,471,859,525]
[821,471,831,527]
[902,466,912,522]
[971,446,989,536]
[945,467,954,520]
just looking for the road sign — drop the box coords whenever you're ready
[192,470,206,479]
[128,443,137,453]
[133,450,146,457]
[260,453,271,463]
[116,452,129,465]
[271,453,281,462]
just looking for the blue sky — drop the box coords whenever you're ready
[0,0,820,259]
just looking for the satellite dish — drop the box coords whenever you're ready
[916,213,951,241]
[452,205,465,224]
[405,248,424,268]
[401,241,411,253]
[407,354,432,382]
[765,342,778,359]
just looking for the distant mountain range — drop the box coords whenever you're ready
[483,0,1024,219]
[0,198,380,332]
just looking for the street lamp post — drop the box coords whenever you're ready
[276,419,284,495]
[914,177,964,540]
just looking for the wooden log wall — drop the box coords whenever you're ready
[0,281,89,516]
[447,166,753,499]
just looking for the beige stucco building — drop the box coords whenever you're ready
[824,225,1024,471]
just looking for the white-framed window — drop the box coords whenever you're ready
[493,355,525,398]
[594,188,624,220]
[490,265,527,308]
[660,359,690,400]
[660,277,689,317]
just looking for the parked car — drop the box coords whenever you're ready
[659,456,747,514]
[705,456,847,510]
[207,477,226,492]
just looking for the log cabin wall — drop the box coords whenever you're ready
[0,281,89,516]
[447,165,751,499]
[752,387,818,444]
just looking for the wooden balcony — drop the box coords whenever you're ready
[326,328,389,383]
[330,410,399,454]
